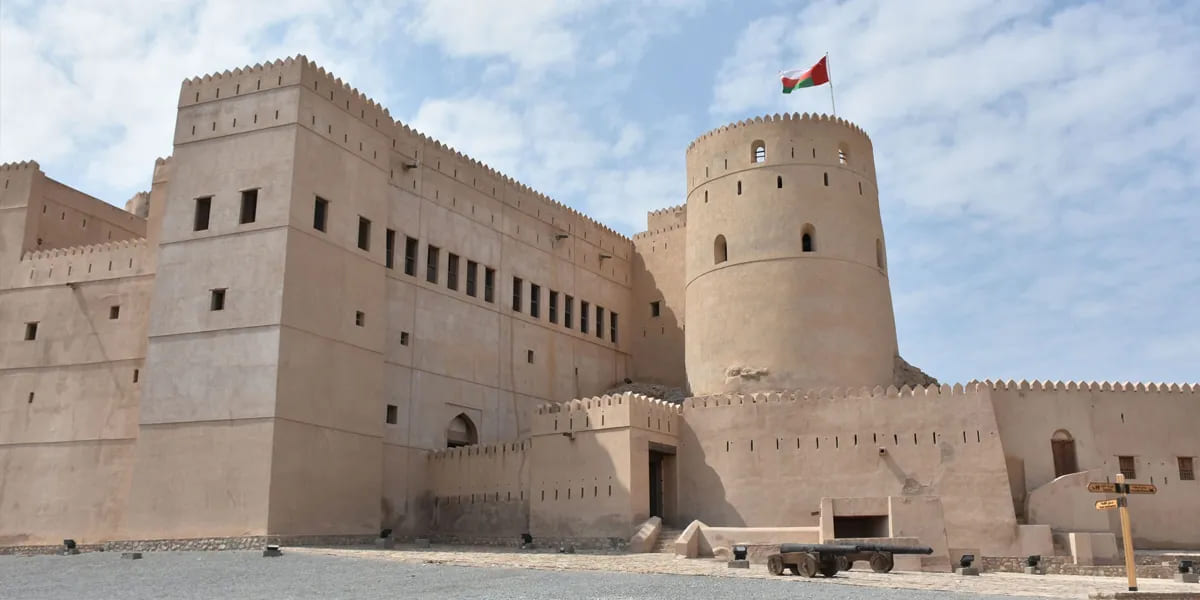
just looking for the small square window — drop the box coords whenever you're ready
[526,349,534,364]
[355,311,365,327]
[400,331,410,346]
[109,305,120,320]
[1119,455,1136,480]
[240,189,258,224]
[650,301,661,317]
[24,322,38,340]
[210,289,226,311]
[1180,456,1195,481]
[386,404,398,425]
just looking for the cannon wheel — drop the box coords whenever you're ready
[869,552,894,573]
[798,553,819,578]
[767,554,785,576]
[818,554,839,578]
[836,555,851,572]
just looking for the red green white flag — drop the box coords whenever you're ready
[781,57,830,93]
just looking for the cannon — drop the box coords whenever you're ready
[766,542,934,577]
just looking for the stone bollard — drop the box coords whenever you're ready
[374,537,395,550]
[121,552,142,560]
[727,560,750,569]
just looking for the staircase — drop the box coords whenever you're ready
[652,527,685,554]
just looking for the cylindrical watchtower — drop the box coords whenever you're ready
[684,113,898,395]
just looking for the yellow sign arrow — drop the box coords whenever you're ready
[1095,498,1120,510]
[1126,483,1157,494]
[1088,482,1118,493]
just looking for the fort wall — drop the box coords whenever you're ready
[631,209,687,388]
[676,384,1020,555]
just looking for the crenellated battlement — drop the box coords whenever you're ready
[21,237,147,261]
[683,382,989,410]
[12,237,151,288]
[530,392,681,437]
[686,112,871,152]
[632,223,686,240]
[426,440,530,461]
[1,160,40,171]
[974,379,1198,393]
[644,204,686,232]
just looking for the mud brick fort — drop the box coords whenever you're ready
[2,56,1196,566]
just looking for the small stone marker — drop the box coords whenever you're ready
[727,559,750,569]
[262,545,282,558]
[1023,566,1042,575]
[121,552,142,560]
[955,566,980,576]
[374,537,394,550]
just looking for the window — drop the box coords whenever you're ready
[404,237,418,276]
[512,277,523,311]
[357,216,371,251]
[193,196,211,231]
[484,268,496,303]
[650,301,661,317]
[210,288,226,311]
[386,404,398,425]
[838,144,849,165]
[581,301,590,334]
[564,295,574,328]
[447,414,477,448]
[24,322,38,341]
[823,172,829,187]
[400,331,410,346]
[109,305,120,320]
[876,239,886,270]
[751,140,766,163]
[426,245,439,283]
[595,306,604,339]
[385,229,396,269]
[549,291,559,324]
[777,176,783,189]
[239,189,258,224]
[466,260,478,297]
[527,349,534,364]
[801,224,816,253]
[355,311,365,327]
[1051,430,1078,478]
[530,283,540,318]
[313,196,329,231]
[610,312,618,343]
[447,253,460,291]
[714,235,727,264]
[737,180,742,195]
[1179,457,1195,481]
[1119,455,1136,480]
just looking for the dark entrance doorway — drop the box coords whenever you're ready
[649,450,666,519]
[1051,429,1077,478]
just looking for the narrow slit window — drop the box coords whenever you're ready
[737,180,742,195]
[581,301,590,334]
[426,245,440,283]
[564,295,574,328]
[313,196,329,232]
[529,283,540,318]
[610,312,618,343]
[823,172,829,186]
[549,290,559,324]
[484,268,496,303]
[512,277,523,312]
[595,306,604,339]
[466,260,478,297]
[193,196,211,231]
[240,189,258,224]
[527,349,534,364]
[385,229,396,269]
[355,311,365,327]
[447,253,460,291]
[777,176,783,189]
[404,237,418,276]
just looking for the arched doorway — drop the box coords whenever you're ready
[1051,429,1078,477]
[446,413,478,448]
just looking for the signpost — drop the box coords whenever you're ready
[1088,473,1157,592]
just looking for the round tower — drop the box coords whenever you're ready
[684,113,898,395]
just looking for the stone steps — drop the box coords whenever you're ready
[652,529,685,553]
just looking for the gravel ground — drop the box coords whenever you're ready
[0,550,1050,600]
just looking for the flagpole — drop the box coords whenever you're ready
[825,52,837,116]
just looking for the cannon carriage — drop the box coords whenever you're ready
[765,542,933,577]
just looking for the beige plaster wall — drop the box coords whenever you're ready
[990,381,1200,548]
[683,114,897,395]
[676,385,1020,555]
[630,207,687,388]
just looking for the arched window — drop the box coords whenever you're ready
[447,413,478,448]
[751,140,766,163]
[1051,430,1078,477]
[714,235,727,264]
[777,176,783,189]
[801,224,815,253]
[876,239,886,270]
[838,143,850,165]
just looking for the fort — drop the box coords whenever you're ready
[1,56,1196,568]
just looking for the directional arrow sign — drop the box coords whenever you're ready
[1095,498,1121,510]
[1088,482,1118,493]
[1126,483,1157,494]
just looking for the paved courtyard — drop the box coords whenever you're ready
[3,545,1198,599]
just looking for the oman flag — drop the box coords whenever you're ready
[781,57,830,93]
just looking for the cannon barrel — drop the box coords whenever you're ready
[851,543,933,555]
[778,543,860,554]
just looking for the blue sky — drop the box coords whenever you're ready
[2,0,1197,384]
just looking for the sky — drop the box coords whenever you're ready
[1,0,1197,385]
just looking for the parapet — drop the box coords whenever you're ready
[682,382,988,410]
[644,204,687,231]
[1,160,40,172]
[14,238,151,288]
[973,379,1198,393]
[686,112,871,154]
[426,440,530,461]
[531,392,682,436]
